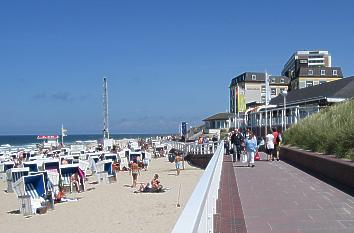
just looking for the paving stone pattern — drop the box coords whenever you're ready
[234,152,354,233]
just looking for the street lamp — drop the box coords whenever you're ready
[281,90,288,132]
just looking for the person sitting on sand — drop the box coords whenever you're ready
[130,159,140,188]
[137,174,163,193]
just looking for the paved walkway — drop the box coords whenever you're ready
[217,152,354,233]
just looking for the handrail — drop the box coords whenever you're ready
[171,141,224,233]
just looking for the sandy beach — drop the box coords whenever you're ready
[0,157,203,233]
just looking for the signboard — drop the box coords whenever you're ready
[37,135,59,140]
[237,86,247,113]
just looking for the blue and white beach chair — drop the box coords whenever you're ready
[0,161,15,181]
[104,153,118,162]
[6,167,30,193]
[13,173,46,215]
[96,159,116,183]
[43,160,60,173]
[23,161,39,172]
[60,164,83,193]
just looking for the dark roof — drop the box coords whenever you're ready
[230,72,289,86]
[269,76,354,106]
[203,112,234,121]
[297,66,343,78]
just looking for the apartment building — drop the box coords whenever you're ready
[229,72,289,113]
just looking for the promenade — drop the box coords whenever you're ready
[216,152,354,233]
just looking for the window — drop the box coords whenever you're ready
[306,81,313,87]
[261,96,266,102]
[308,70,314,75]
[280,88,285,93]
[280,78,285,83]
[261,86,266,93]
[321,70,326,76]
[251,74,256,80]
[271,78,275,83]
[271,88,276,95]
[300,59,307,64]
[333,70,338,76]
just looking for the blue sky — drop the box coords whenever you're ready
[1,0,353,135]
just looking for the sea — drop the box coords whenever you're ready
[0,134,166,147]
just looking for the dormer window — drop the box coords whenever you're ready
[308,70,313,75]
[321,70,326,76]
[333,70,338,75]
[251,75,256,80]
[280,78,285,83]
[271,78,275,83]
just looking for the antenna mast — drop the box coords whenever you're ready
[103,77,109,140]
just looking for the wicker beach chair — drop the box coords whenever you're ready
[13,173,46,215]
[59,164,83,193]
[6,167,30,193]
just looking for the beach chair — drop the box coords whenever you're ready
[60,155,74,164]
[43,160,60,173]
[60,164,84,193]
[23,161,39,172]
[104,153,118,162]
[13,173,46,215]
[96,159,116,184]
[6,167,30,193]
[129,151,141,163]
[0,161,15,181]
[119,157,129,171]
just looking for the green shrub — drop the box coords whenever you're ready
[284,99,354,160]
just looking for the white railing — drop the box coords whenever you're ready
[171,141,224,233]
[167,141,218,157]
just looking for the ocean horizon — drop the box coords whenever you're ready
[0,133,169,147]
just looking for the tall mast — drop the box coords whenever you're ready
[103,77,109,140]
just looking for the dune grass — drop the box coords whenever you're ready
[283,99,354,161]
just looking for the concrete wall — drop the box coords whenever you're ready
[281,146,354,190]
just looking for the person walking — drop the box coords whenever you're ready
[231,129,244,162]
[265,130,275,161]
[245,132,257,167]
[175,153,183,176]
[272,128,282,161]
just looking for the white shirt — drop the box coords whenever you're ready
[266,133,274,149]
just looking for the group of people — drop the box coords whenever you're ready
[265,128,282,161]
[227,127,282,167]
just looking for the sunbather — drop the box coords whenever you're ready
[137,174,163,193]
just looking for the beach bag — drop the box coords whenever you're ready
[255,151,260,161]
[241,152,247,163]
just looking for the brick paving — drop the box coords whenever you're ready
[215,155,247,233]
[232,152,354,233]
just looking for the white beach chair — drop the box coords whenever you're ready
[13,173,46,215]
[59,164,82,193]
[0,161,15,181]
[96,159,116,184]
[6,167,30,193]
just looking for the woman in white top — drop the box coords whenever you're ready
[265,131,275,161]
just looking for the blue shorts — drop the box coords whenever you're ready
[175,161,182,169]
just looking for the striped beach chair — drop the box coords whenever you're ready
[6,167,30,193]
[43,160,60,173]
[0,162,15,181]
[96,159,116,183]
[60,164,82,193]
[23,161,39,172]
[13,173,46,215]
